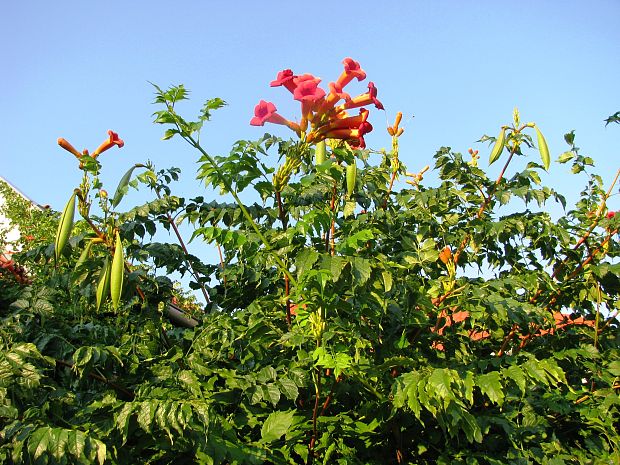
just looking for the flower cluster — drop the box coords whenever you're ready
[250,58,383,149]
[58,130,124,161]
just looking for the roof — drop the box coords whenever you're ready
[0,175,47,210]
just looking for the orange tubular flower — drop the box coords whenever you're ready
[92,130,124,158]
[250,100,301,133]
[322,120,373,149]
[251,58,380,150]
[313,82,351,117]
[335,57,367,89]
[57,138,82,159]
[293,74,326,131]
[335,82,384,112]
[319,108,369,133]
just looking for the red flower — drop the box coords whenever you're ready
[607,211,617,219]
[270,69,297,93]
[291,75,326,131]
[250,100,300,133]
[292,75,326,103]
[92,130,124,158]
[336,58,367,89]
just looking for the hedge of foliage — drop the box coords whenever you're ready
[1,59,619,464]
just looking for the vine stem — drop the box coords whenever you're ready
[308,368,322,461]
[183,133,297,287]
[453,140,519,265]
[153,188,210,304]
[56,359,134,399]
[325,184,338,255]
[503,170,620,355]
[275,190,292,327]
[216,242,227,287]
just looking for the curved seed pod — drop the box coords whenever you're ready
[346,162,357,197]
[96,258,111,312]
[534,126,550,170]
[54,192,76,263]
[111,164,139,208]
[75,239,94,270]
[315,140,326,166]
[110,232,124,310]
[488,127,506,165]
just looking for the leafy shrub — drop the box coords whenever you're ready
[1,59,619,464]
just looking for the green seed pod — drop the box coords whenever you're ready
[346,162,357,197]
[75,239,94,270]
[54,192,76,263]
[96,258,111,312]
[534,126,550,170]
[315,140,326,166]
[488,128,506,165]
[110,232,124,310]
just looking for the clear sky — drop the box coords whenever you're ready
[2,1,619,285]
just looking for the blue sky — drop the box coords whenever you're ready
[2,1,619,289]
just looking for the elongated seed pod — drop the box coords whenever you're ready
[96,258,111,312]
[75,239,94,270]
[54,193,76,263]
[110,232,124,310]
[112,165,139,207]
[488,128,506,165]
[315,140,326,166]
[534,126,550,170]
[346,162,357,197]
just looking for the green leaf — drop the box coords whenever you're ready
[557,151,574,163]
[604,111,620,126]
[261,383,281,406]
[503,365,526,394]
[382,270,393,292]
[67,430,86,460]
[260,410,295,443]
[276,377,299,401]
[343,200,356,218]
[296,248,319,279]
[351,257,371,285]
[476,371,504,405]
[28,426,51,461]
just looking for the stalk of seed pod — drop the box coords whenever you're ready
[54,192,76,263]
[488,127,506,165]
[110,231,124,310]
[534,126,550,170]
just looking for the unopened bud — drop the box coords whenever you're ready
[439,246,452,264]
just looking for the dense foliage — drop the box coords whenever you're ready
[1,60,619,464]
